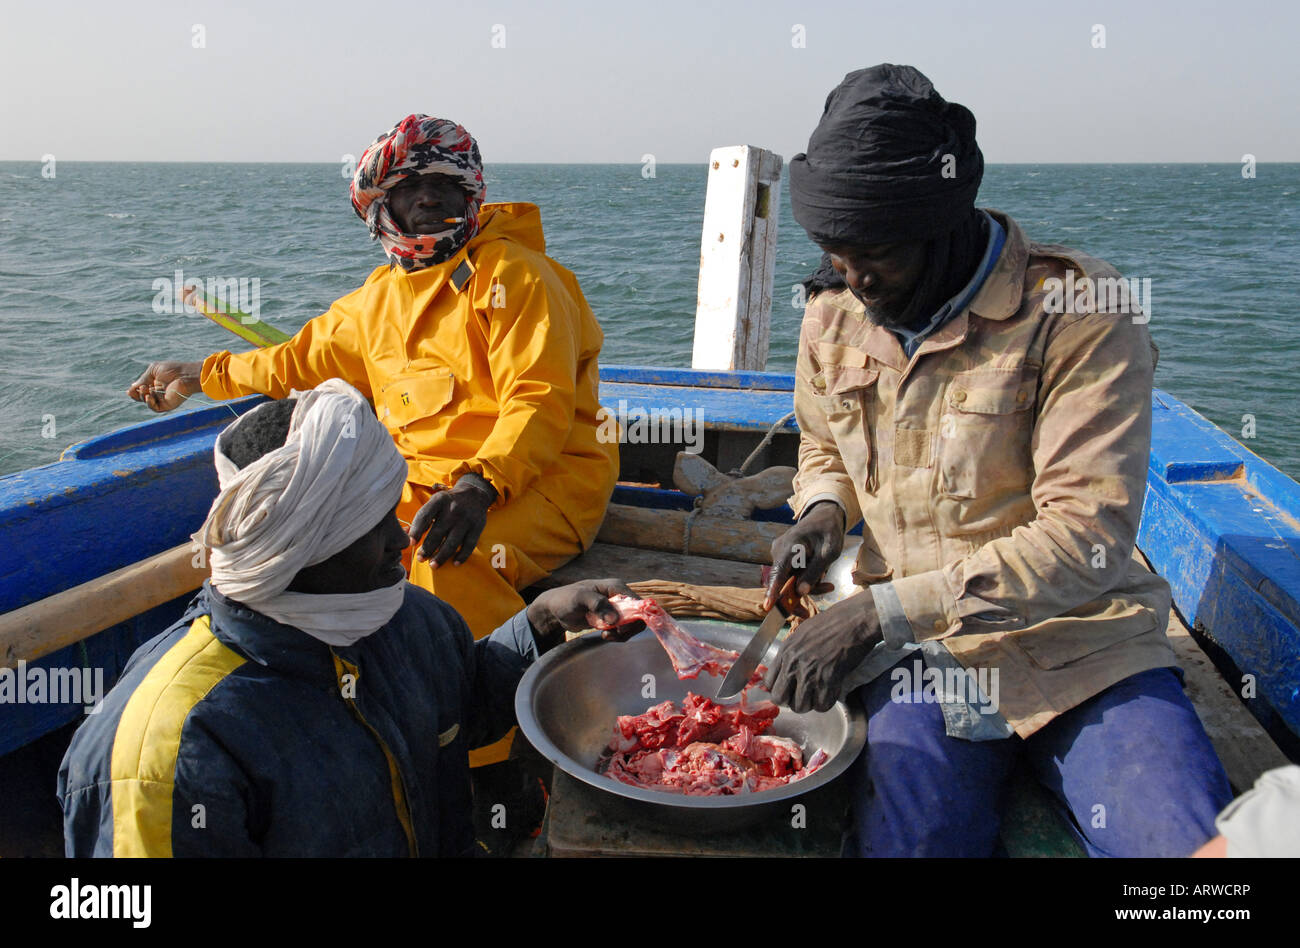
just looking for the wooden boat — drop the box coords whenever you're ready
[2,147,1296,856]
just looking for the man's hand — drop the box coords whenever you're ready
[127,360,204,412]
[526,579,645,652]
[762,593,882,713]
[763,501,846,611]
[408,474,497,567]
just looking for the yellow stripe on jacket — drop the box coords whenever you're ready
[110,615,247,857]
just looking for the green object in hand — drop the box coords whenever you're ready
[183,286,293,348]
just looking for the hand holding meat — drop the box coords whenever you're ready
[526,579,644,650]
[598,594,750,677]
[764,501,846,610]
[407,474,497,567]
[763,593,883,713]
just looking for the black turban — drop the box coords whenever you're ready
[789,64,984,246]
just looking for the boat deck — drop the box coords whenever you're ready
[528,542,1290,857]
[2,542,1286,859]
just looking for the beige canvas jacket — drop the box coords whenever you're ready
[790,209,1177,737]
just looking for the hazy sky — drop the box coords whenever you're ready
[3,0,1297,163]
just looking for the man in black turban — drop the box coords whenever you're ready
[763,65,1232,858]
[791,64,990,338]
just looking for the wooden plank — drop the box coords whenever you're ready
[544,542,761,589]
[600,365,795,391]
[1001,763,1086,857]
[1134,548,1290,791]
[541,770,845,857]
[691,145,783,371]
[599,381,797,434]
[596,504,785,563]
[1163,611,1290,790]
[0,543,206,667]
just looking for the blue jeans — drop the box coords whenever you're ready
[844,663,1233,857]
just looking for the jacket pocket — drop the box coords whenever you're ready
[378,364,455,432]
[1010,595,1158,670]
[811,363,879,494]
[937,365,1037,500]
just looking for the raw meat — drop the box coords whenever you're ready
[590,594,740,680]
[599,692,828,796]
[592,595,827,796]
[591,594,765,691]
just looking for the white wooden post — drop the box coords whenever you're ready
[691,145,783,371]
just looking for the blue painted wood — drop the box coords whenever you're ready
[0,396,266,615]
[0,397,265,756]
[1139,391,1300,741]
[1138,485,1295,737]
[601,364,795,391]
[61,400,256,460]
[1145,394,1300,628]
[599,382,796,433]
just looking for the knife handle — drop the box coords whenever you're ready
[774,574,802,619]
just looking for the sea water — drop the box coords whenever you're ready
[0,161,1296,479]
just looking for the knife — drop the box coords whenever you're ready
[715,576,799,700]
[714,606,785,700]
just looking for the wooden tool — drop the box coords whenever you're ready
[182,286,293,348]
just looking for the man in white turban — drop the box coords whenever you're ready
[57,381,639,857]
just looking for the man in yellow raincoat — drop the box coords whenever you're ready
[128,115,620,776]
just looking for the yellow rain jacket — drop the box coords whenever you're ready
[200,202,619,763]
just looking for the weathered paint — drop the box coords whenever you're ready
[691,146,783,371]
[0,396,267,612]
[599,380,797,434]
[601,364,794,391]
[1139,392,1300,743]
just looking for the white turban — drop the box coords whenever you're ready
[193,378,409,646]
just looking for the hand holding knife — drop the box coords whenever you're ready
[715,575,803,700]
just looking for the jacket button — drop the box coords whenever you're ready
[1016,390,1027,403]
[952,391,967,404]
[933,619,947,633]
[840,398,853,410]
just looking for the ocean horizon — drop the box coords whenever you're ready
[1,160,1297,480]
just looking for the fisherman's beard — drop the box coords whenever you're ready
[851,288,915,329]
[858,211,988,333]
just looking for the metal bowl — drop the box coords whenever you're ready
[515,619,867,831]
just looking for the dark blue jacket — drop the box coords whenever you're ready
[58,581,538,857]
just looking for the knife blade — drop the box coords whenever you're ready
[715,603,787,700]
